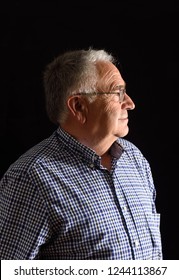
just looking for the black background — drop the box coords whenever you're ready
[0,1,179,259]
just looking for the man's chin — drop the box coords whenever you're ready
[115,127,129,138]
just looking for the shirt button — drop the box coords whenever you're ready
[134,240,139,247]
[122,206,128,212]
[89,163,94,168]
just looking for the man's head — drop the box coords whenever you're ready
[43,48,114,124]
[43,48,135,144]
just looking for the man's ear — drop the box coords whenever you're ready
[67,96,88,124]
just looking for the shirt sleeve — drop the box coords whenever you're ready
[0,169,52,259]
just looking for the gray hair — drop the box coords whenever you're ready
[43,48,115,124]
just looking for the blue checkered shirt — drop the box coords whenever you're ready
[0,127,162,260]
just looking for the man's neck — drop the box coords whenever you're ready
[60,124,116,171]
[61,124,116,155]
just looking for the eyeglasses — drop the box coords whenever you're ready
[73,87,126,103]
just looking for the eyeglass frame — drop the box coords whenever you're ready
[72,86,126,103]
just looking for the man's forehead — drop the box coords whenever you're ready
[96,61,125,90]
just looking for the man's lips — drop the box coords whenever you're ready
[118,117,128,120]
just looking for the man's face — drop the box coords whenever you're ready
[86,61,135,142]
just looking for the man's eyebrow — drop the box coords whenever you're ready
[113,83,126,90]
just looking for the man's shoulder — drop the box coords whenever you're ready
[3,130,61,175]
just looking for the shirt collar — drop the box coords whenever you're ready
[56,127,124,167]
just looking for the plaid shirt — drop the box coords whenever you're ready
[0,127,162,260]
